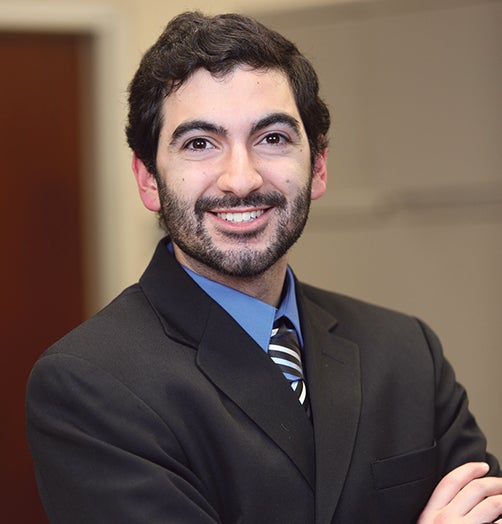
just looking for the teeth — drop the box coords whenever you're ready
[217,209,265,223]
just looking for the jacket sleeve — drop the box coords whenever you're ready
[26,352,222,524]
[417,319,500,478]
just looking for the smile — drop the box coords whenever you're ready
[216,209,266,224]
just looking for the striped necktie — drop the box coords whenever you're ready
[268,317,309,413]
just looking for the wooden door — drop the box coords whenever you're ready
[0,33,86,523]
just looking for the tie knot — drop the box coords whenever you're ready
[269,318,303,380]
[271,318,300,348]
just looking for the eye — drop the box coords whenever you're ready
[184,137,214,151]
[260,133,290,146]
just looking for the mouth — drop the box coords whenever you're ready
[215,209,266,224]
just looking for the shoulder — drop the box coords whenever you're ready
[39,283,169,368]
[28,281,197,410]
[297,281,440,356]
[298,281,414,325]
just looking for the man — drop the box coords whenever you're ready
[26,11,501,524]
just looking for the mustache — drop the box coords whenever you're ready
[194,192,287,214]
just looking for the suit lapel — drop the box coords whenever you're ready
[298,289,362,524]
[139,239,315,489]
[197,301,315,489]
[141,241,362,518]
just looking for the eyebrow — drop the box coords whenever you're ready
[170,120,228,145]
[250,112,302,137]
[169,112,302,146]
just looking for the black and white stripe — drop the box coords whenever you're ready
[268,319,309,410]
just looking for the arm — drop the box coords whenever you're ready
[26,353,221,524]
[419,320,499,476]
[418,463,502,524]
[417,321,501,523]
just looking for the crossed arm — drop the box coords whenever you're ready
[418,462,502,524]
[26,320,500,522]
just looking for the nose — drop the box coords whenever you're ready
[216,146,263,198]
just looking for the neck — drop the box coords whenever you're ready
[173,245,288,307]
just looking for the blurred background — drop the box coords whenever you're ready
[0,0,500,521]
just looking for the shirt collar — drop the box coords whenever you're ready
[168,243,302,352]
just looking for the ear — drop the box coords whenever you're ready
[310,147,328,201]
[132,153,161,212]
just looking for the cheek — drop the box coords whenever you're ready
[165,170,212,204]
[266,157,308,187]
[284,160,312,193]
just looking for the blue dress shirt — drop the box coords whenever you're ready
[167,243,303,352]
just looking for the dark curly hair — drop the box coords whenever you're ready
[126,11,330,175]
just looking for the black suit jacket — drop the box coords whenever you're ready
[26,238,500,523]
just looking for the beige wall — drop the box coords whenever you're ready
[0,0,343,307]
[262,0,502,458]
[2,0,500,457]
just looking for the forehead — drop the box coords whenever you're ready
[160,67,302,133]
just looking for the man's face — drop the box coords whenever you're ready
[135,66,326,278]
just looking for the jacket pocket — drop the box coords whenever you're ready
[371,443,438,523]
[371,441,437,490]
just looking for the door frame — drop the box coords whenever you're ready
[0,3,127,312]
